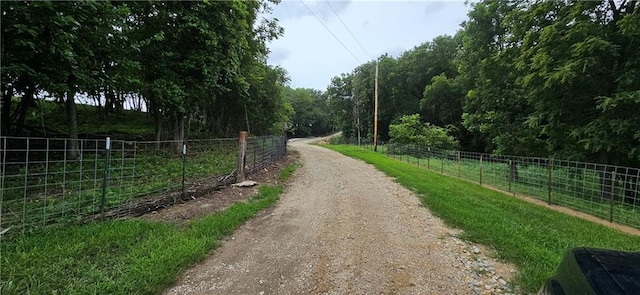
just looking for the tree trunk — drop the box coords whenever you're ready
[207,101,225,136]
[154,109,162,150]
[65,90,80,160]
[15,85,35,135]
[105,86,115,117]
[173,114,185,154]
[509,161,519,181]
[1,86,13,136]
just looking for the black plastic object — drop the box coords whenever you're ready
[539,247,640,295]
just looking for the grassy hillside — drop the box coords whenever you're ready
[23,100,154,139]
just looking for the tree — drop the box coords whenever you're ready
[388,114,457,150]
[327,73,355,137]
[517,0,640,165]
[284,87,332,137]
[458,0,546,156]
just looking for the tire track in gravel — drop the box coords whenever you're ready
[164,139,515,295]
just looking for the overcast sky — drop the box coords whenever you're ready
[266,0,472,91]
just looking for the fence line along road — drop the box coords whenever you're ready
[334,137,640,230]
[0,135,287,235]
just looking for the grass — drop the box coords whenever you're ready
[0,162,299,295]
[1,143,238,230]
[25,99,155,138]
[324,145,640,293]
[385,148,640,229]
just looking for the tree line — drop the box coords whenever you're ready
[1,0,291,155]
[326,0,640,167]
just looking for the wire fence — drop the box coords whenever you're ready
[0,135,287,234]
[335,138,640,230]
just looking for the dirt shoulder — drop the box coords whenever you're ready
[142,152,298,223]
[163,139,516,295]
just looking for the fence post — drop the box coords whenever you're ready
[416,145,420,167]
[180,144,186,202]
[427,148,430,170]
[508,160,513,193]
[610,170,616,223]
[236,131,248,182]
[262,137,266,167]
[480,154,483,185]
[457,151,461,178]
[547,158,553,205]
[441,152,444,173]
[253,137,257,169]
[101,137,111,214]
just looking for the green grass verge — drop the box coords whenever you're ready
[324,145,640,293]
[386,151,640,229]
[0,163,299,295]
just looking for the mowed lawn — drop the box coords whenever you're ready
[325,145,640,293]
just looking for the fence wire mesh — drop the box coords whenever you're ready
[338,139,640,230]
[0,135,286,234]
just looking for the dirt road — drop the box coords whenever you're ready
[164,139,515,294]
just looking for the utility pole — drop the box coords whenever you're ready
[373,59,379,151]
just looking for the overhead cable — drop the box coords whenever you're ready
[325,0,372,60]
[300,0,362,63]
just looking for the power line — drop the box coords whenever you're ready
[325,0,372,60]
[299,0,362,64]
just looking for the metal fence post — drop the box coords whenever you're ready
[441,152,444,173]
[547,158,553,205]
[101,137,111,214]
[508,160,513,193]
[236,131,248,182]
[253,138,257,170]
[610,170,616,223]
[427,148,430,170]
[180,144,186,202]
[480,154,483,185]
[457,151,461,178]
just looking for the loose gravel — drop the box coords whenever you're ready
[164,139,517,294]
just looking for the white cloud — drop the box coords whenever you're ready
[267,0,471,90]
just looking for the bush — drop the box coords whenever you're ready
[388,114,457,149]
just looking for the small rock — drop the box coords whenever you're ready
[499,278,507,285]
[232,180,258,187]
[472,246,481,254]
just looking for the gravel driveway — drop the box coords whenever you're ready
[164,139,516,295]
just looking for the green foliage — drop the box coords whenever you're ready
[388,114,457,150]
[285,87,333,137]
[325,145,640,293]
[323,0,640,168]
[2,0,287,140]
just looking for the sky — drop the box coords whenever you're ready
[266,0,473,91]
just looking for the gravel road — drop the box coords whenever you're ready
[164,139,516,295]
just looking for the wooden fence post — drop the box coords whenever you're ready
[236,131,248,182]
